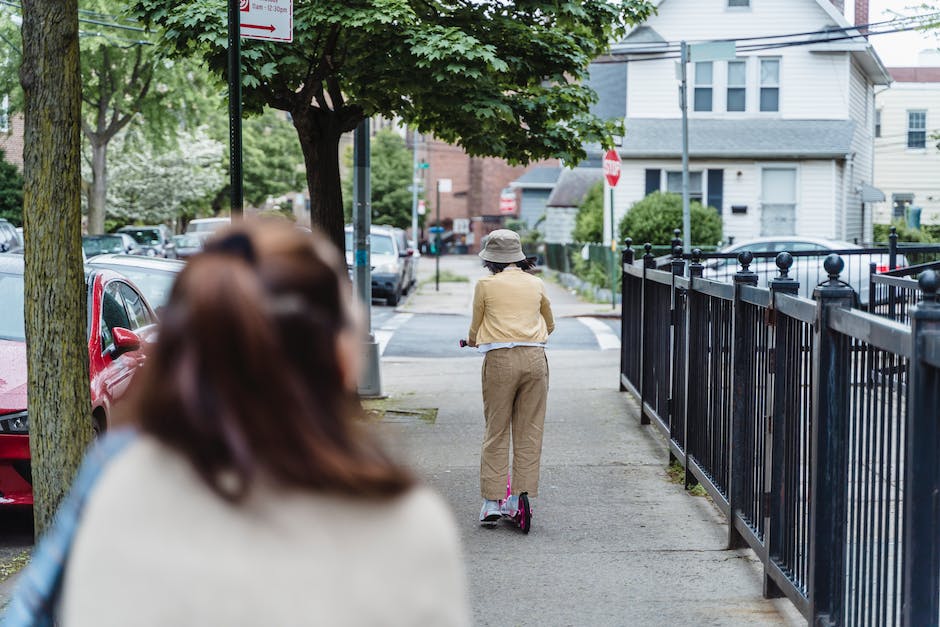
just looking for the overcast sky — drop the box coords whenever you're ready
[857,0,940,66]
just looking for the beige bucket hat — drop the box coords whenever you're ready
[479,229,526,263]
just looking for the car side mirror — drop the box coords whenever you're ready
[110,327,141,357]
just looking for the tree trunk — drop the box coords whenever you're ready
[20,0,92,535]
[292,109,347,254]
[87,140,107,234]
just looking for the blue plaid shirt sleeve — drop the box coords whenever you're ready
[1,428,136,627]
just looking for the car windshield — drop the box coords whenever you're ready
[122,229,161,245]
[95,266,176,309]
[344,232,395,255]
[0,272,25,342]
[83,236,126,256]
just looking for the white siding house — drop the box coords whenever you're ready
[601,0,890,247]
[873,63,940,226]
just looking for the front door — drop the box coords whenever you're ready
[760,168,797,236]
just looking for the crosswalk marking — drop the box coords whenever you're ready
[375,313,413,355]
[577,317,621,351]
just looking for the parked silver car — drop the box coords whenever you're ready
[702,237,906,306]
[344,225,412,306]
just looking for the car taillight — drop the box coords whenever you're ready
[876,265,888,273]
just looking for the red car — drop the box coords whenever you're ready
[0,254,157,506]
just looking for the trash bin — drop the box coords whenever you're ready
[907,206,922,230]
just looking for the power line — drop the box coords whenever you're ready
[0,0,148,34]
[594,14,939,64]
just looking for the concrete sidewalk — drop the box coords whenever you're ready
[375,260,800,625]
[399,255,622,319]
[376,350,801,626]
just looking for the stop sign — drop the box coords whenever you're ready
[603,149,621,187]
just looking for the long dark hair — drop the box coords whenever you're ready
[124,221,413,501]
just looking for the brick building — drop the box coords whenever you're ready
[0,112,24,170]
[415,134,559,252]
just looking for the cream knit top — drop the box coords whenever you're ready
[468,267,555,346]
[59,437,470,627]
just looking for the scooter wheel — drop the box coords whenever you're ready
[518,493,531,534]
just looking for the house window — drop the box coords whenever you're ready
[728,0,749,5]
[892,193,914,219]
[666,171,704,202]
[875,109,881,138]
[694,62,713,112]
[907,110,927,149]
[727,60,747,112]
[760,58,780,112]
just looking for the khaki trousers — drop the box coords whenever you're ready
[480,346,548,500]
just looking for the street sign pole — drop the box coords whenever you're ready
[609,186,616,309]
[680,40,690,253]
[436,180,441,292]
[227,0,243,219]
[353,119,382,397]
[411,128,419,249]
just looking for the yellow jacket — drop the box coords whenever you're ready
[468,267,555,345]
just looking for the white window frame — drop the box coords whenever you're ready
[664,170,705,203]
[726,59,747,113]
[693,62,713,113]
[0,96,9,134]
[758,164,801,236]
[759,58,781,113]
[874,109,881,138]
[907,110,927,149]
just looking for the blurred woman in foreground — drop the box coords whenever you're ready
[26,222,469,626]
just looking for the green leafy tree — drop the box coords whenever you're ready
[243,109,306,207]
[342,129,415,230]
[573,181,604,243]
[130,0,655,251]
[0,148,23,226]
[618,191,723,248]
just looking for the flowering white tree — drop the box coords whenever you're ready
[106,127,225,224]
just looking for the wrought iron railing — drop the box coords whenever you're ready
[619,242,940,626]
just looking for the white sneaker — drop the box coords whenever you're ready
[500,495,519,517]
[479,499,501,523]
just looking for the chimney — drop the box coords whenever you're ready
[855,0,869,34]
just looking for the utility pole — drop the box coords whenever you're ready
[680,40,690,253]
[353,119,382,397]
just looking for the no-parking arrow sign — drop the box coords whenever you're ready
[240,0,293,43]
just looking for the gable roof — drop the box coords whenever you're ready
[618,118,855,159]
[545,168,603,208]
[510,167,562,189]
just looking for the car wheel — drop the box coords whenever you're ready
[387,289,400,306]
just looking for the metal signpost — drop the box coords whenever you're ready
[353,119,382,397]
[603,149,621,309]
[435,179,452,291]
[227,0,293,219]
[678,40,736,252]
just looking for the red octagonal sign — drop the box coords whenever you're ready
[603,149,621,187]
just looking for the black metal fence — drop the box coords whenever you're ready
[619,243,940,626]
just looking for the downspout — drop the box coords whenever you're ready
[842,152,855,241]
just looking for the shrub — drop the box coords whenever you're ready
[572,181,603,243]
[618,191,722,247]
[873,219,936,244]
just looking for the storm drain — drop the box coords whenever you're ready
[365,408,438,424]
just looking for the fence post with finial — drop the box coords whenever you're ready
[901,270,940,626]
[888,225,899,319]
[807,254,855,625]
[620,238,635,393]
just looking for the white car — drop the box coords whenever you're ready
[185,217,231,237]
[344,226,410,306]
[702,236,905,306]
